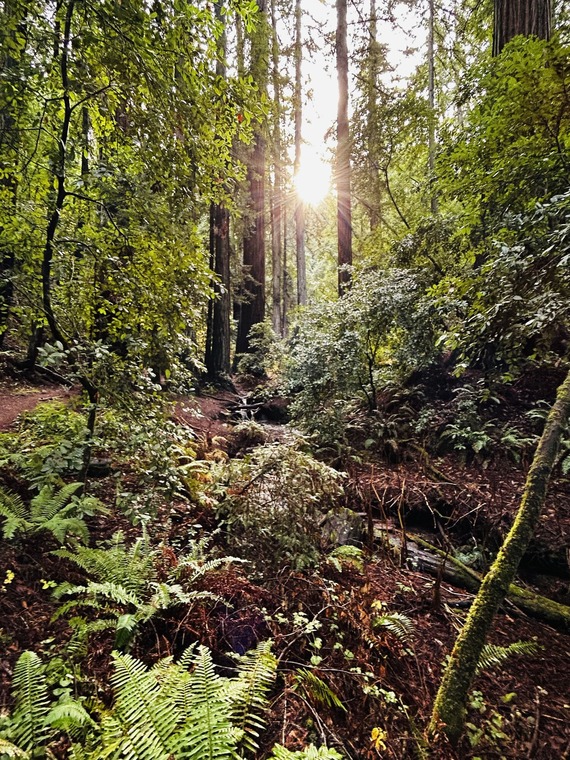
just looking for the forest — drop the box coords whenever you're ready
[0,0,569,756]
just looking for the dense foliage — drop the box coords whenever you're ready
[0,0,569,757]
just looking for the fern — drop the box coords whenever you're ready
[0,737,29,758]
[0,489,28,540]
[292,669,346,712]
[110,652,178,759]
[476,640,542,674]
[45,699,94,734]
[0,483,103,545]
[84,643,277,760]
[31,482,83,522]
[54,532,154,593]
[269,745,344,759]
[8,651,50,751]
[53,531,232,650]
[229,640,278,754]
[372,612,415,642]
[179,645,239,759]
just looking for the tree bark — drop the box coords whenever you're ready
[236,0,268,357]
[427,0,438,214]
[493,0,551,56]
[270,0,284,333]
[0,1,26,348]
[377,529,570,630]
[336,0,352,296]
[206,0,232,380]
[366,0,382,230]
[294,0,307,306]
[207,203,231,379]
[428,368,570,745]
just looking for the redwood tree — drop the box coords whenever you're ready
[205,0,231,380]
[294,0,307,307]
[336,0,352,295]
[493,0,551,55]
[236,0,269,356]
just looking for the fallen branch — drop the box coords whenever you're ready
[374,525,570,630]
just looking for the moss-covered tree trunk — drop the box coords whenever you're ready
[428,368,570,745]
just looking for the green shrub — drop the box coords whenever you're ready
[0,401,91,488]
[217,442,344,570]
[286,269,435,447]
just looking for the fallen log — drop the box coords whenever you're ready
[374,525,570,630]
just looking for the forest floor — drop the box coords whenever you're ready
[0,379,72,431]
[0,372,569,758]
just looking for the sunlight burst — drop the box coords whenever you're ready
[294,152,331,206]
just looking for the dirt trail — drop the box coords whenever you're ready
[0,384,72,431]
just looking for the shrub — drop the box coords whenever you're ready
[217,442,344,570]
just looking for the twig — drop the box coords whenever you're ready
[527,690,541,759]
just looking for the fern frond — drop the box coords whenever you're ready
[292,668,346,712]
[372,612,415,642]
[45,699,95,739]
[177,645,239,759]
[0,488,29,539]
[55,536,154,592]
[10,651,51,751]
[175,555,245,583]
[269,744,344,759]
[148,582,220,611]
[42,516,89,545]
[230,640,277,753]
[477,640,542,674]
[57,581,142,608]
[110,652,178,760]
[178,643,199,670]
[30,483,82,522]
[0,737,29,758]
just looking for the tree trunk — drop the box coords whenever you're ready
[428,368,570,745]
[366,0,382,230]
[235,0,268,357]
[0,0,27,348]
[427,0,438,214]
[282,197,289,336]
[377,528,570,630]
[270,0,284,333]
[294,0,307,306]
[336,0,352,296]
[206,0,232,380]
[493,0,551,56]
[206,203,231,379]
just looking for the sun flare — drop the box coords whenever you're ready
[294,152,331,206]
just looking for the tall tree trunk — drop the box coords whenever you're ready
[206,0,232,379]
[235,0,269,357]
[0,0,27,348]
[336,0,352,296]
[42,0,76,347]
[294,0,307,306]
[493,0,551,55]
[429,369,570,745]
[366,0,382,230]
[282,202,288,336]
[270,0,284,333]
[207,204,231,378]
[428,0,438,214]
